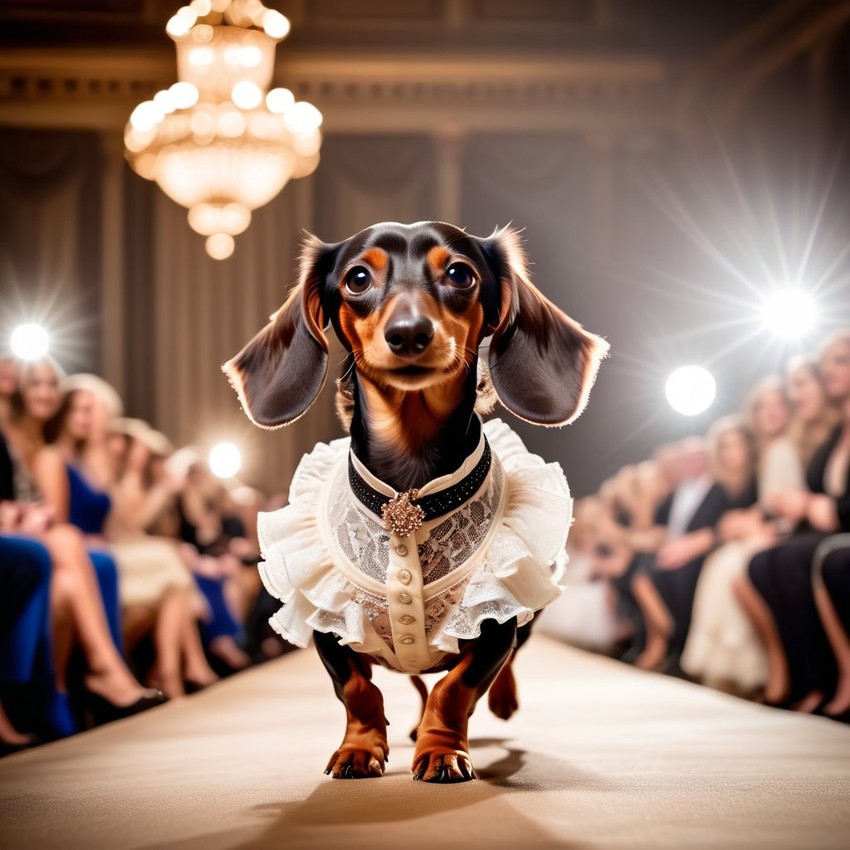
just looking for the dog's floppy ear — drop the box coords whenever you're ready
[223,235,337,429]
[478,226,609,427]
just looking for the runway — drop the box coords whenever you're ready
[1,635,848,850]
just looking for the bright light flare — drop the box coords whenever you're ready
[665,365,716,416]
[209,442,241,478]
[760,289,818,339]
[11,323,50,361]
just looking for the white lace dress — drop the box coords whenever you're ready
[681,436,806,692]
[257,418,572,674]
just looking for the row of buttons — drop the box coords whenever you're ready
[390,533,425,671]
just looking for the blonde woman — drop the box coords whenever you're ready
[740,330,850,712]
[41,383,218,699]
[785,357,838,465]
[3,360,161,726]
[631,419,758,670]
[681,376,805,692]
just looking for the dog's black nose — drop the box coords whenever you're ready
[385,314,435,357]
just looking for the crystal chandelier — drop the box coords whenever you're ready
[124,0,322,260]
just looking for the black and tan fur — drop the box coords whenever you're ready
[225,221,607,783]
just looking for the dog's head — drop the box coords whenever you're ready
[224,221,608,429]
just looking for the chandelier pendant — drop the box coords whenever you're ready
[124,0,322,259]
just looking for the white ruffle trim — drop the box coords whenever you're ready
[257,419,572,660]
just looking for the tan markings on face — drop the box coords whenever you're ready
[360,248,389,273]
[338,247,489,455]
[442,299,485,370]
[338,301,367,357]
[426,246,451,279]
[354,296,486,455]
[359,375,458,454]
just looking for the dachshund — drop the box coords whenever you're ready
[225,221,607,783]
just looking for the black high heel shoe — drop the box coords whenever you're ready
[85,689,166,726]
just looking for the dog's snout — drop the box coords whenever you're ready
[384,314,435,357]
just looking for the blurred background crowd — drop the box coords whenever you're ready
[539,329,850,723]
[0,353,289,753]
[2,0,850,758]
[3,324,849,758]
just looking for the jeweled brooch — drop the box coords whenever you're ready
[381,489,425,537]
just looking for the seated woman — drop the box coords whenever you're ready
[1,361,160,730]
[166,449,252,671]
[1,435,51,751]
[681,370,818,694]
[41,380,218,699]
[631,417,758,671]
[0,523,51,752]
[811,535,850,716]
[608,439,684,652]
[534,496,624,654]
[738,330,850,714]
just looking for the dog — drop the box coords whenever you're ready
[225,221,607,783]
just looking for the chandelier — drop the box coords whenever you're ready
[124,0,322,260]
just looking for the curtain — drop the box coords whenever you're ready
[0,129,101,373]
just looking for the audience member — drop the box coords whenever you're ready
[630,419,758,670]
[682,374,803,692]
[44,385,218,698]
[812,535,850,716]
[5,323,850,752]
[737,330,850,714]
[553,332,848,724]
[1,360,161,731]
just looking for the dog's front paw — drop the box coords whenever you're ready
[325,744,388,779]
[412,751,477,783]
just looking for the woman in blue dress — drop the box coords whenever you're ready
[4,359,162,724]
[40,377,218,698]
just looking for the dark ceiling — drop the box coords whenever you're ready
[0,0,784,56]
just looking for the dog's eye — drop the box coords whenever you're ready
[345,266,372,294]
[446,262,475,289]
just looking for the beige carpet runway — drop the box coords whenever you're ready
[1,635,849,850]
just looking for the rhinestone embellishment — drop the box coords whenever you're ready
[381,490,425,537]
[348,438,491,525]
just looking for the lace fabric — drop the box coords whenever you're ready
[257,418,572,673]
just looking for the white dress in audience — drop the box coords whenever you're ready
[108,475,194,608]
[681,436,805,692]
[535,549,620,652]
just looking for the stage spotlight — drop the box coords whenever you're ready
[209,442,241,479]
[10,323,50,361]
[761,289,817,339]
[665,365,716,416]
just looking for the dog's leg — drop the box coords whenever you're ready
[488,621,532,720]
[412,617,517,782]
[314,631,389,779]
[408,675,429,741]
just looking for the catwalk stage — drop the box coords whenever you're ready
[1,636,848,850]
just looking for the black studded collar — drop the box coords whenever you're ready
[347,437,492,528]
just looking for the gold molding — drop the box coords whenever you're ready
[0,47,676,136]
